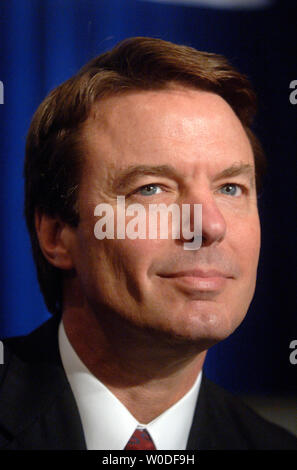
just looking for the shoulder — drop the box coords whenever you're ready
[0,315,63,389]
[0,316,74,449]
[190,374,297,450]
[1,315,61,361]
[0,316,62,389]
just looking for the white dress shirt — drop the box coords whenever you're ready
[58,321,202,450]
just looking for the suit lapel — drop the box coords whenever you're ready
[187,373,254,450]
[186,373,218,450]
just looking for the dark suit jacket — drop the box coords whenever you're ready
[0,316,296,450]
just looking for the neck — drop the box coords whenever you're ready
[62,303,206,423]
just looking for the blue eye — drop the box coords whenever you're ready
[220,184,242,196]
[138,184,162,196]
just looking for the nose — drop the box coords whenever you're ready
[179,190,226,248]
[200,196,226,246]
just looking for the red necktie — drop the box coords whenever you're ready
[124,428,156,450]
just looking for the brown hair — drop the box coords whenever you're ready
[24,36,266,315]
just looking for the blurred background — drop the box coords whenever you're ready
[0,0,296,434]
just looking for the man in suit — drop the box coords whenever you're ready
[0,37,296,450]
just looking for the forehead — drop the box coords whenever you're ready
[81,87,254,178]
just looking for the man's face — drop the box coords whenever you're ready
[68,86,260,348]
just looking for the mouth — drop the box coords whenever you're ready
[158,269,233,293]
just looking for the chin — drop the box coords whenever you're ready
[177,294,250,342]
[138,304,243,351]
[173,321,236,349]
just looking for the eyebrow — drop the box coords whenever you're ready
[214,163,255,187]
[111,165,181,192]
[111,162,256,193]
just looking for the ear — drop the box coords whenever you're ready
[35,210,75,270]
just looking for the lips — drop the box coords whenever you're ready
[159,269,232,293]
[162,269,230,279]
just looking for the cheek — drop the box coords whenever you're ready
[233,215,261,274]
[91,238,163,306]
[107,238,163,279]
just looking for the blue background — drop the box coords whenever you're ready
[0,0,296,394]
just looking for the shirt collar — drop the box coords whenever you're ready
[58,320,202,450]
